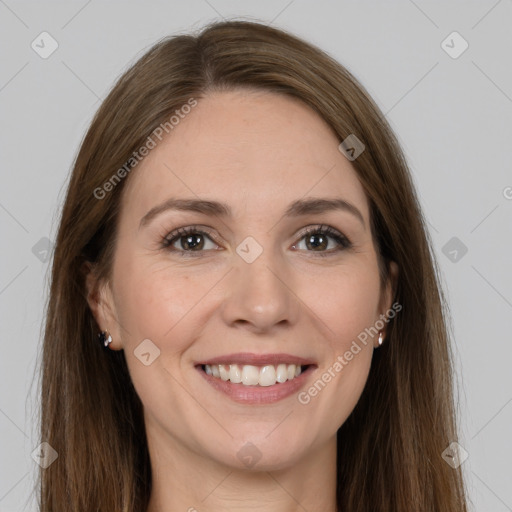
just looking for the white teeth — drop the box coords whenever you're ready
[242,365,260,385]
[219,364,230,381]
[229,364,242,383]
[203,363,305,386]
[259,365,276,387]
[276,363,288,383]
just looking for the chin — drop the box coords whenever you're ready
[204,434,307,472]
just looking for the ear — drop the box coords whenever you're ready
[83,261,122,350]
[377,260,399,343]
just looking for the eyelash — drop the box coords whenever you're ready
[161,224,352,258]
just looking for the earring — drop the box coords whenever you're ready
[377,331,384,347]
[98,330,112,348]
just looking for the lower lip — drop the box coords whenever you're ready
[196,365,316,405]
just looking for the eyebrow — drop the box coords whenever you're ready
[139,197,365,229]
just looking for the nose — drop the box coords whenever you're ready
[220,247,301,334]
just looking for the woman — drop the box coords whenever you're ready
[37,19,470,511]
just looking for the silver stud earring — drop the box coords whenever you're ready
[98,330,112,348]
[377,331,384,347]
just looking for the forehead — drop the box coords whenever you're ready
[121,89,369,225]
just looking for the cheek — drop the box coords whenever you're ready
[308,260,381,347]
[300,267,379,429]
[113,253,199,346]
[112,257,201,409]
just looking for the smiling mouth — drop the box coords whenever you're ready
[198,363,312,387]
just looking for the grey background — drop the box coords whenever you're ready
[1,1,511,510]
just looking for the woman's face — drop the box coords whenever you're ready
[88,89,397,471]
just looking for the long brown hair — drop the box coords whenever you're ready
[36,19,470,511]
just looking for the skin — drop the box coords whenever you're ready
[86,89,398,512]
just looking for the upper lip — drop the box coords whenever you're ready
[196,352,316,367]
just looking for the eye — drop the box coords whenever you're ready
[161,226,219,255]
[291,224,352,256]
